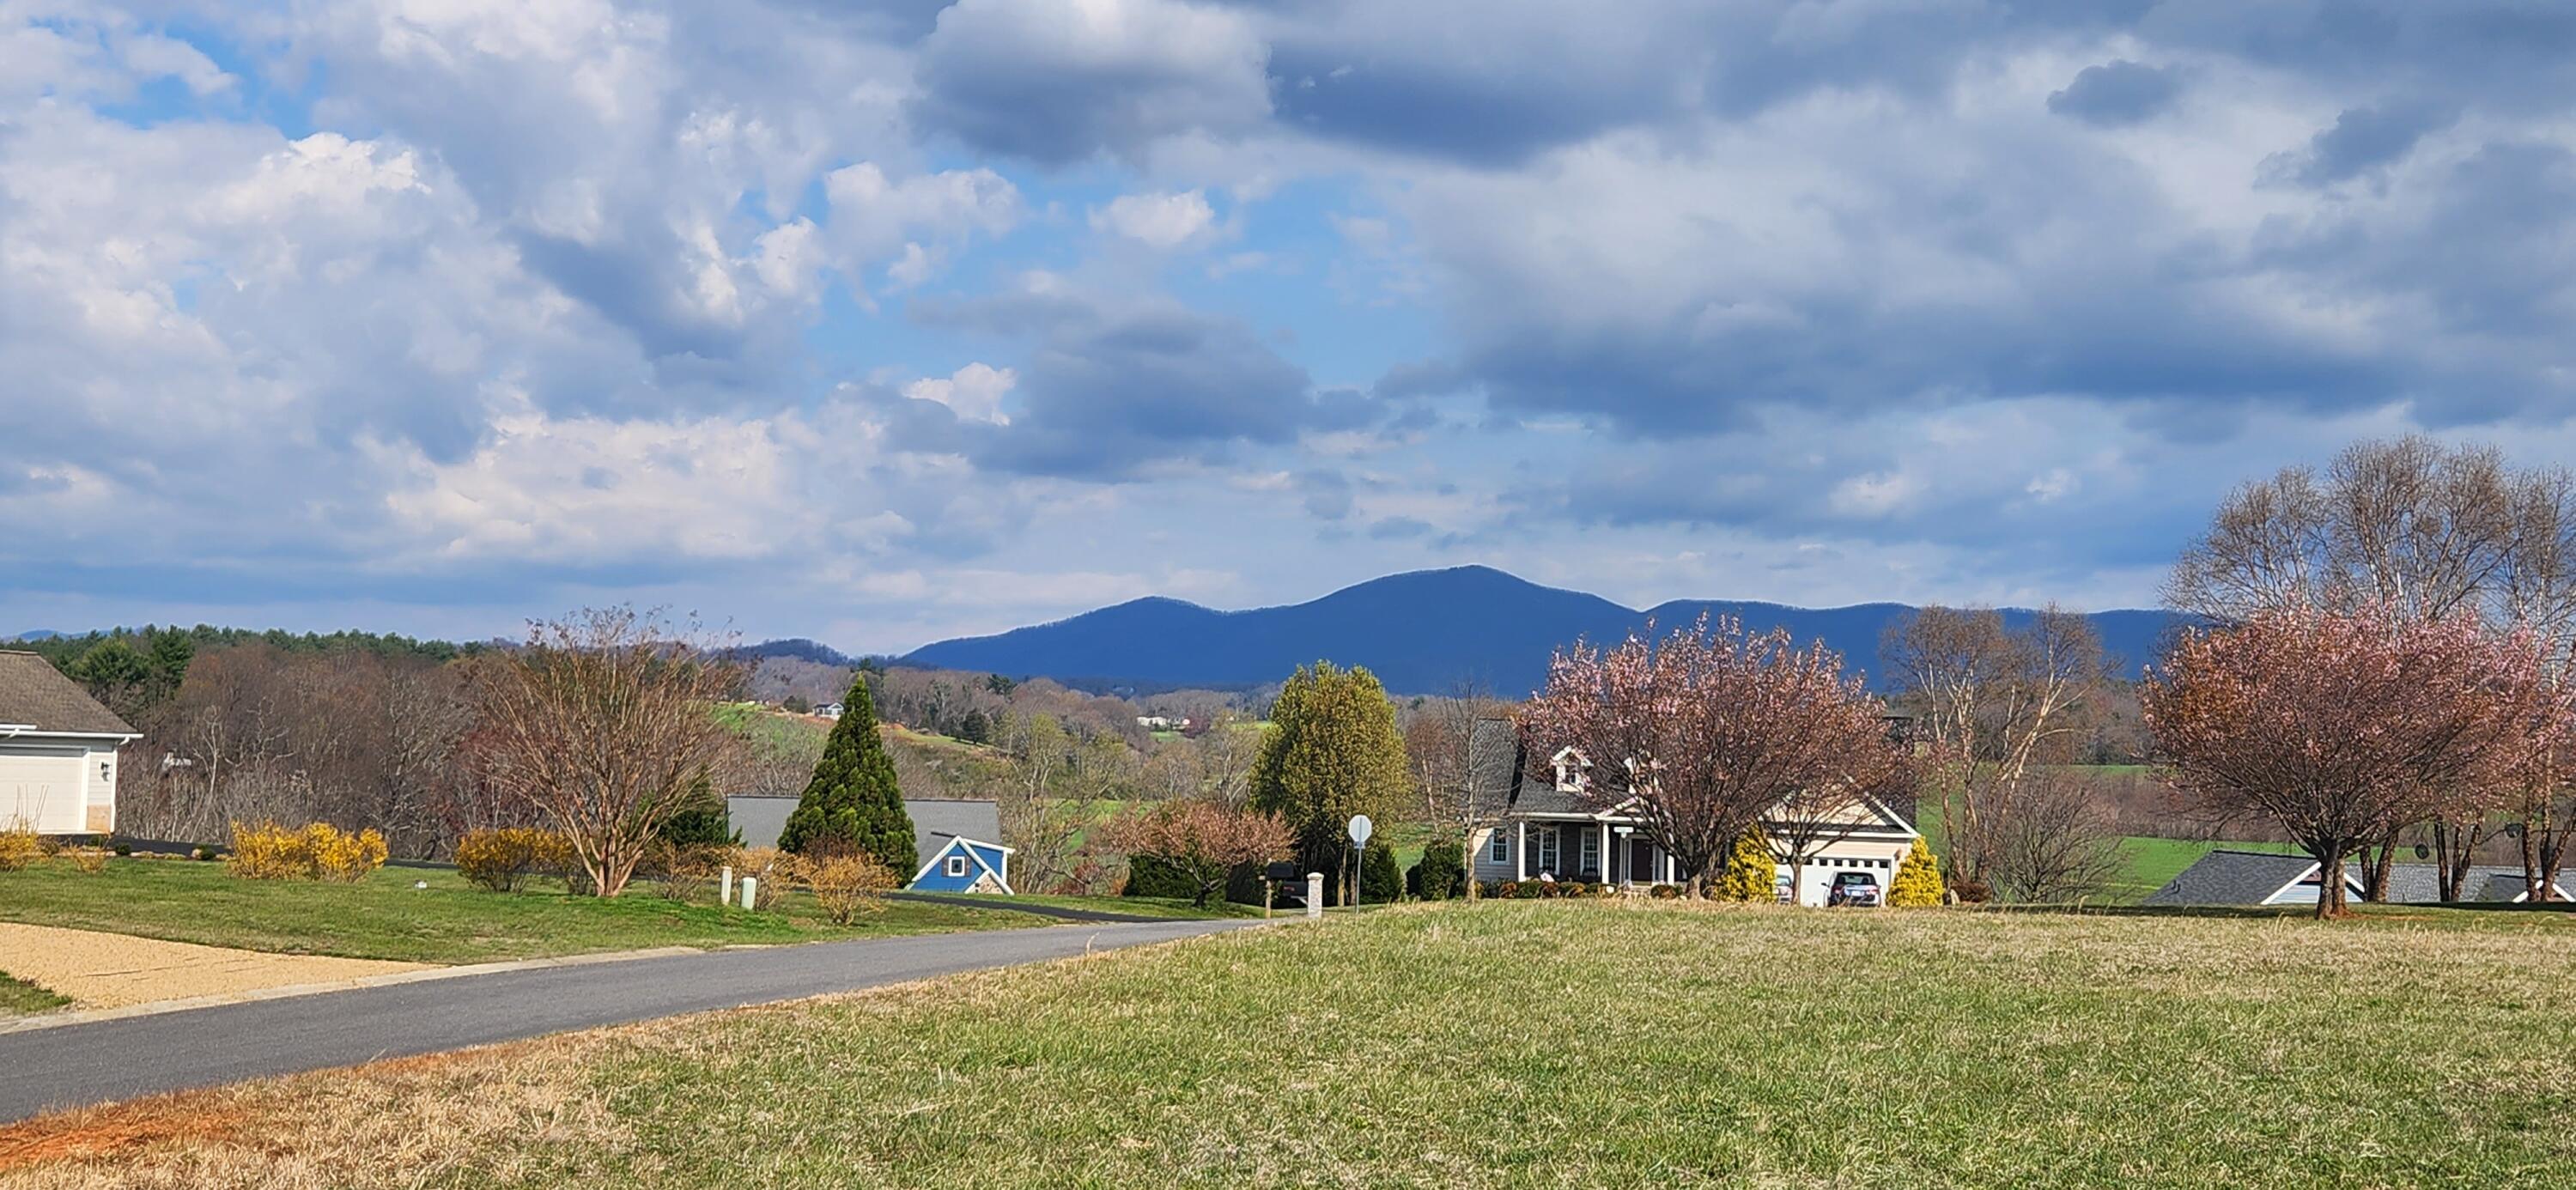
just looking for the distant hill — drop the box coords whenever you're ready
[8,630,64,642]
[728,637,868,667]
[901,565,2180,696]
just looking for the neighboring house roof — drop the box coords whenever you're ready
[2141,849,2322,906]
[2385,862,2573,904]
[909,834,1015,894]
[0,651,137,737]
[904,798,1005,868]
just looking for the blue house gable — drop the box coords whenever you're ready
[908,835,1014,895]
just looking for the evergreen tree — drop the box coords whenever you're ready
[1249,661,1410,900]
[1888,836,1947,907]
[1359,837,1403,902]
[1415,839,1467,901]
[1710,829,1777,902]
[778,673,916,876]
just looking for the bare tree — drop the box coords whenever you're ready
[1882,605,2105,891]
[1982,770,2123,902]
[471,609,744,896]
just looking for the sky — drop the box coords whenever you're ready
[6,1,2576,654]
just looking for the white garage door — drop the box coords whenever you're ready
[0,749,85,834]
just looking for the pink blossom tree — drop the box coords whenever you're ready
[2142,603,2567,918]
[1522,615,1906,897]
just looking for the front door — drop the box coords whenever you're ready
[1627,836,1656,884]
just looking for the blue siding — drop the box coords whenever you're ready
[908,838,1011,893]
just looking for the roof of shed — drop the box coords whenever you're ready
[2140,849,2319,906]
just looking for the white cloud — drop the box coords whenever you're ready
[904,362,1018,423]
[1090,189,1218,249]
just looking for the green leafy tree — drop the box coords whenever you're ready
[1888,836,1947,907]
[1710,830,1777,902]
[778,674,916,876]
[1250,661,1410,902]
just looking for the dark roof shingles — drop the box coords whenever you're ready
[0,652,136,736]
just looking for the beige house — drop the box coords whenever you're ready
[1466,719,1918,903]
[0,651,141,835]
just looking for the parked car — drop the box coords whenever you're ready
[1773,874,1795,904]
[1826,871,1882,907]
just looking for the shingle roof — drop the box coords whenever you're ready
[2141,849,2318,906]
[1467,718,1597,817]
[2385,862,2567,904]
[0,652,137,736]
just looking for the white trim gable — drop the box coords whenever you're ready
[908,835,1018,895]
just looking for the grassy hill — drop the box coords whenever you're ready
[16,901,2574,1185]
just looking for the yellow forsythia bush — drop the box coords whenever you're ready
[0,827,44,872]
[227,821,388,882]
[1709,830,1777,902]
[455,827,576,892]
[1888,836,1947,908]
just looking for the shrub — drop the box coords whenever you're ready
[1358,837,1403,903]
[1888,837,1947,908]
[1415,840,1467,901]
[228,821,386,882]
[1511,880,1541,899]
[642,840,726,902]
[192,845,219,862]
[1950,879,1993,904]
[64,847,110,874]
[655,803,738,849]
[1649,883,1682,899]
[0,828,41,872]
[1710,830,1777,902]
[804,853,898,925]
[1123,853,1202,900]
[457,828,577,893]
[110,840,133,857]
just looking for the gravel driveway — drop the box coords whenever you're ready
[0,924,428,1010]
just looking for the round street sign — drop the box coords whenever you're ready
[1348,814,1374,847]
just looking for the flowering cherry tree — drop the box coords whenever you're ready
[1522,615,1905,897]
[2142,603,2566,918]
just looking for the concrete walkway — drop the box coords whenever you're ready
[0,917,1261,1125]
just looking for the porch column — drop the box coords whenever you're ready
[1515,821,1528,881]
[1601,823,1612,883]
[1662,849,1674,884]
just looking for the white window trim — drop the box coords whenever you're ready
[945,854,968,878]
[1578,830,1599,875]
[1534,829,1560,873]
[1487,832,1509,864]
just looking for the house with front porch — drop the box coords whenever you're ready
[1465,719,1919,904]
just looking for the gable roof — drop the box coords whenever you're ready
[910,833,1014,893]
[1466,718,1917,835]
[905,798,1004,866]
[2141,849,2322,906]
[2385,862,2573,904]
[0,652,137,737]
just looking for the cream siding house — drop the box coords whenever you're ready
[0,651,142,835]
[1464,719,1918,904]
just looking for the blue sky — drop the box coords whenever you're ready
[6,1,2576,653]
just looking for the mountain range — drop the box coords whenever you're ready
[900,565,2178,696]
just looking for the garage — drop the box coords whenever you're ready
[0,747,87,834]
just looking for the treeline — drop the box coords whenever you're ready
[23,625,479,722]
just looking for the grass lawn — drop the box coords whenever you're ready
[11,901,2576,1187]
[0,971,69,1017]
[0,859,1046,965]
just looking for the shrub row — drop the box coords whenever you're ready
[227,821,388,882]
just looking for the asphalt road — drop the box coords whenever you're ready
[0,917,1261,1125]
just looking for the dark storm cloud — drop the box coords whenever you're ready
[2048,61,2184,125]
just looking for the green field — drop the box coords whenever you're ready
[0,859,1045,965]
[20,900,2576,1187]
[0,971,69,1017]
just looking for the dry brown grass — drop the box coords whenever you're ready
[0,1034,629,1188]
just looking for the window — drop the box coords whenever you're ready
[1534,829,1561,873]
[1488,833,1510,864]
[1578,829,1600,876]
[945,854,968,878]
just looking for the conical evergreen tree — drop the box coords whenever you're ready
[1710,829,1777,902]
[777,673,915,876]
[1888,836,1947,907]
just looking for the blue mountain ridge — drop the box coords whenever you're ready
[900,565,2179,696]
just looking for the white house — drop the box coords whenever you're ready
[2145,849,2576,906]
[1465,719,1919,903]
[1,651,143,835]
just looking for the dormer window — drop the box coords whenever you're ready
[1550,746,1590,793]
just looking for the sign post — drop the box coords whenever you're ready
[1347,814,1374,909]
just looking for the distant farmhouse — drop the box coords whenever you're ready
[1467,720,1920,904]
[726,795,1012,894]
[2145,849,2574,907]
[815,701,844,719]
[1,652,142,835]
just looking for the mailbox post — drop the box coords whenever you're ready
[1305,872,1323,919]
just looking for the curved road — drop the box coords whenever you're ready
[0,917,1261,1125]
